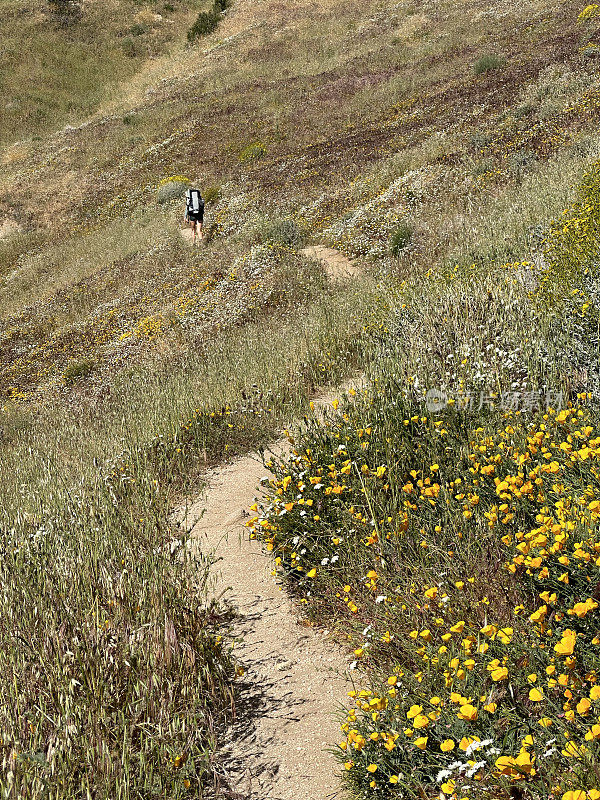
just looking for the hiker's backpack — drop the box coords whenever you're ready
[186,188,204,216]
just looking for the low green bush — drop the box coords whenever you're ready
[581,43,600,57]
[156,176,190,204]
[514,102,536,119]
[468,130,493,149]
[239,141,267,163]
[121,36,138,58]
[507,148,538,175]
[47,0,82,26]
[187,10,219,41]
[474,54,505,74]
[389,221,413,255]
[203,184,221,205]
[63,358,94,386]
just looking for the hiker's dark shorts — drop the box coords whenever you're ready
[187,211,204,223]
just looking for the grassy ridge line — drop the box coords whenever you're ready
[248,159,600,799]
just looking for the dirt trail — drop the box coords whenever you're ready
[180,247,360,799]
[178,228,360,283]
[300,245,360,281]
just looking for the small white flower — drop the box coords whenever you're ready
[465,760,486,778]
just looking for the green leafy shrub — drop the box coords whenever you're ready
[508,148,538,175]
[514,102,536,119]
[47,0,82,25]
[581,43,600,56]
[474,54,505,74]
[187,10,219,41]
[389,221,413,255]
[468,130,493,149]
[63,358,94,386]
[471,156,496,176]
[239,141,267,163]
[156,175,190,204]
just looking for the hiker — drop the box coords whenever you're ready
[184,187,205,245]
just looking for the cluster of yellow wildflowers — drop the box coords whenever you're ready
[538,158,600,303]
[251,385,600,798]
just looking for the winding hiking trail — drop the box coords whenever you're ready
[179,227,361,283]
[180,247,360,799]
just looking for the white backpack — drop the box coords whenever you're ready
[186,188,204,215]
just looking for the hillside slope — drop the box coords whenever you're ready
[4,0,600,797]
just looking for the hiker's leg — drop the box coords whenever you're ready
[198,221,204,240]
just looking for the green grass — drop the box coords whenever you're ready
[389,222,413,256]
[2,414,236,797]
[63,357,94,385]
[473,54,506,74]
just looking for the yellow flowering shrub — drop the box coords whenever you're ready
[250,387,600,798]
[578,4,600,22]
[538,159,600,303]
